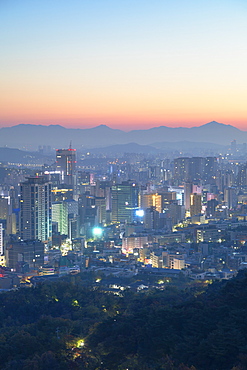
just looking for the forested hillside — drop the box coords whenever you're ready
[0,272,247,369]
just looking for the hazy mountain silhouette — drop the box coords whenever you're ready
[0,147,52,164]
[0,121,244,150]
[89,142,160,155]
[152,140,226,151]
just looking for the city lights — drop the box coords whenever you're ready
[92,227,103,238]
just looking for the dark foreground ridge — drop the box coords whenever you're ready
[0,270,247,369]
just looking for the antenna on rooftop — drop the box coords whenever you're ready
[69,141,72,149]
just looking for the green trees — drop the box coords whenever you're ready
[1,271,247,368]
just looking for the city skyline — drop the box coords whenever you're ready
[1,0,247,131]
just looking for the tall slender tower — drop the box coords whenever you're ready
[190,193,202,217]
[184,182,193,211]
[56,145,76,186]
[20,176,52,243]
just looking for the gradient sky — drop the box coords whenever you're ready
[1,0,247,131]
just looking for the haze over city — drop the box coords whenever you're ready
[1,0,247,130]
[2,1,247,369]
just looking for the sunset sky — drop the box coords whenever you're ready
[1,0,247,131]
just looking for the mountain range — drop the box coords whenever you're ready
[0,121,245,150]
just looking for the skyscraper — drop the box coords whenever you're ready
[111,181,139,223]
[0,223,3,255]
[174,157,218,185]
[52,201,68,235]
[20,176,52,243]
[190,193,202,217]
[173,157,190,184]
[56,146,76,186]
[184,182,193,211]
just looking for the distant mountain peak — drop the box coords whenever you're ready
[5,123,66,129]
[200,121,239,129]
[0,121,245,149]
[92,124,110,129]
[89,124,124,133]
[201,121,223,127]
[47,124,65,128]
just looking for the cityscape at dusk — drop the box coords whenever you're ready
[2,1,247,369]
[1,0,247,130]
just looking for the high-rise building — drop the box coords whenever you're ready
[52,202,68,235]
[140,193,162,213]
[0,223,3,255]
[206,199,218,217]
[144,206,160,229]
[231,139,237,155]
[0,197,8,220]
[111,181,139,223]
[184,182,193,211]
[166,201,184,226]
[173,157,190,183]
[190,157,204,182]
[20,176,52,243]
[204,157,218,184]
[237,164,247,187]
[224,187,237,209]
[190,193,202,216]
[56,146,76,186]
[173,157,218,185]
[95,197,107,225]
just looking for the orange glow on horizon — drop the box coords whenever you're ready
[1,115,247,132]
[1,81,247,131]
[1,0,247,133]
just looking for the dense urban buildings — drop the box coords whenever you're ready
[1,139,247,370]
[0,139,247,283]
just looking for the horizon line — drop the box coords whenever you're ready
[0,121,242,132]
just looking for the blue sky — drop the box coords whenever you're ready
[1,0,247,130]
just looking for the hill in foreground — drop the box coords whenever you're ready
[0,271,247,369]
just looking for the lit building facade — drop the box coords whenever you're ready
[20,176,52,243]
[52,202,68,235]
[190,193,202,216]
[111,181,139,223]
[0,223,3,255]
[122,235,148,254]
[56,147,76,186]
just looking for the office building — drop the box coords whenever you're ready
[140,193,162,213]
[190,193,202,217]
[224,187,237,209]
[0,223,3,255]
[173,157,190,184]
[56,146,76,186]
[6,238,44,270]
[173,157,218,184]
[184,182,193,211]
[0,197,8,220]
[111,181,139,223]
[95,197,107,225]
[144,206,160,230]
[52,202,68,235]
[20,176,52,243]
